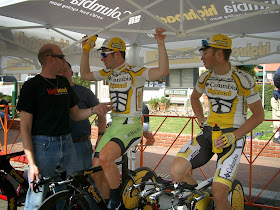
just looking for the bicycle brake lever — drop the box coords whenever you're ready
[32,179,43,193]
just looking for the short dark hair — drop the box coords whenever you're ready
[111,51,126,59]
[212,48,232,61]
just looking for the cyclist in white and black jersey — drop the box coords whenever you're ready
[80,28,169,209]
[170,34,264,210]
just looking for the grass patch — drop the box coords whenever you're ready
[90,110,275,141]
[149,110,274,140]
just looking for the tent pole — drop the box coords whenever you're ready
[262,64,266,107]
[179,0,184,32]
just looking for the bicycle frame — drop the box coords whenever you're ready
[35,152,158,210]
[0,151,29,202]
[131,177,246,210]
[34,154,128,209]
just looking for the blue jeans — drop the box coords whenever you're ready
[73,139,100,209]
[73,139,93,171]
[24,134,76,210]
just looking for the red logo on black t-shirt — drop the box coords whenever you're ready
[47,88,58,95]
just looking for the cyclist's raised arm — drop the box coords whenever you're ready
[80,36,97,81]
[148,28,169,81]
[20,110,39,190]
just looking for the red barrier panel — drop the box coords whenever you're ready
[2,107,280,209]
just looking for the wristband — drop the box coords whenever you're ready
[221,132,236,147]
[91,107,94,115]
[98,132,105,136]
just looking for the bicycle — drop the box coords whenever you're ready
[129,176,244,210]
[0,150,29,210]
[33,152,158,210]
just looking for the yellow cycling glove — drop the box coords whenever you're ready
[221,132,236,147]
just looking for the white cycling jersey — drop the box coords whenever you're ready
[94,62,150,116]
[195,66,260,128]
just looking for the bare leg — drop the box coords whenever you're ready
[170,157,197,185]
[98,141,122,190]
[91,157,110,199]
[211,182,231,210]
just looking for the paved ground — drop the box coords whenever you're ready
[134,146,280,209]
[1,129,280,209]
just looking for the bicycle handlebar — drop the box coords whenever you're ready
[32,174,63,193]
[32,159,125,193]
[130,179,207,206]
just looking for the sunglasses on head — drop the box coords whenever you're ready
[202,39,212,48]
[101,51,115,58]
[47,54,65,60]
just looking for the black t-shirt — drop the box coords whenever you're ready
[16,74,78,136]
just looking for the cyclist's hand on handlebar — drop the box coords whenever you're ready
[29,164,40,191]
[32,178,43,193]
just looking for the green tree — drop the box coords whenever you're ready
[72,76,91,88]
[236,65,257,78]
[258,84,274,111]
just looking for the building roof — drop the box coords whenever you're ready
[259,63,280,71]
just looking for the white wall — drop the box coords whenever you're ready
[143,88,165,102]
[0,85,14,96]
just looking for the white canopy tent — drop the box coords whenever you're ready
[0,0,279,74]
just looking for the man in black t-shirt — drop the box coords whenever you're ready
[16,43,113,209]
[59,61,107,171]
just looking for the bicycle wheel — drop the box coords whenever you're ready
[38,189,91,210]
[0,176,17,210]
[228,179,244,210]
[122,167,157,210]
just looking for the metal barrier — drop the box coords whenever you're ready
[138,114,280,209]
[1,106,280,209]
[0,104,21,154]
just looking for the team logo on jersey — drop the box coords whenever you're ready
[108,71,132,91]
[208,88,231,96]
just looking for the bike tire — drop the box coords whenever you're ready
[38,189,92,210]
[0,176,17,210]
[228,179,244,210]
[121,167,157,210]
